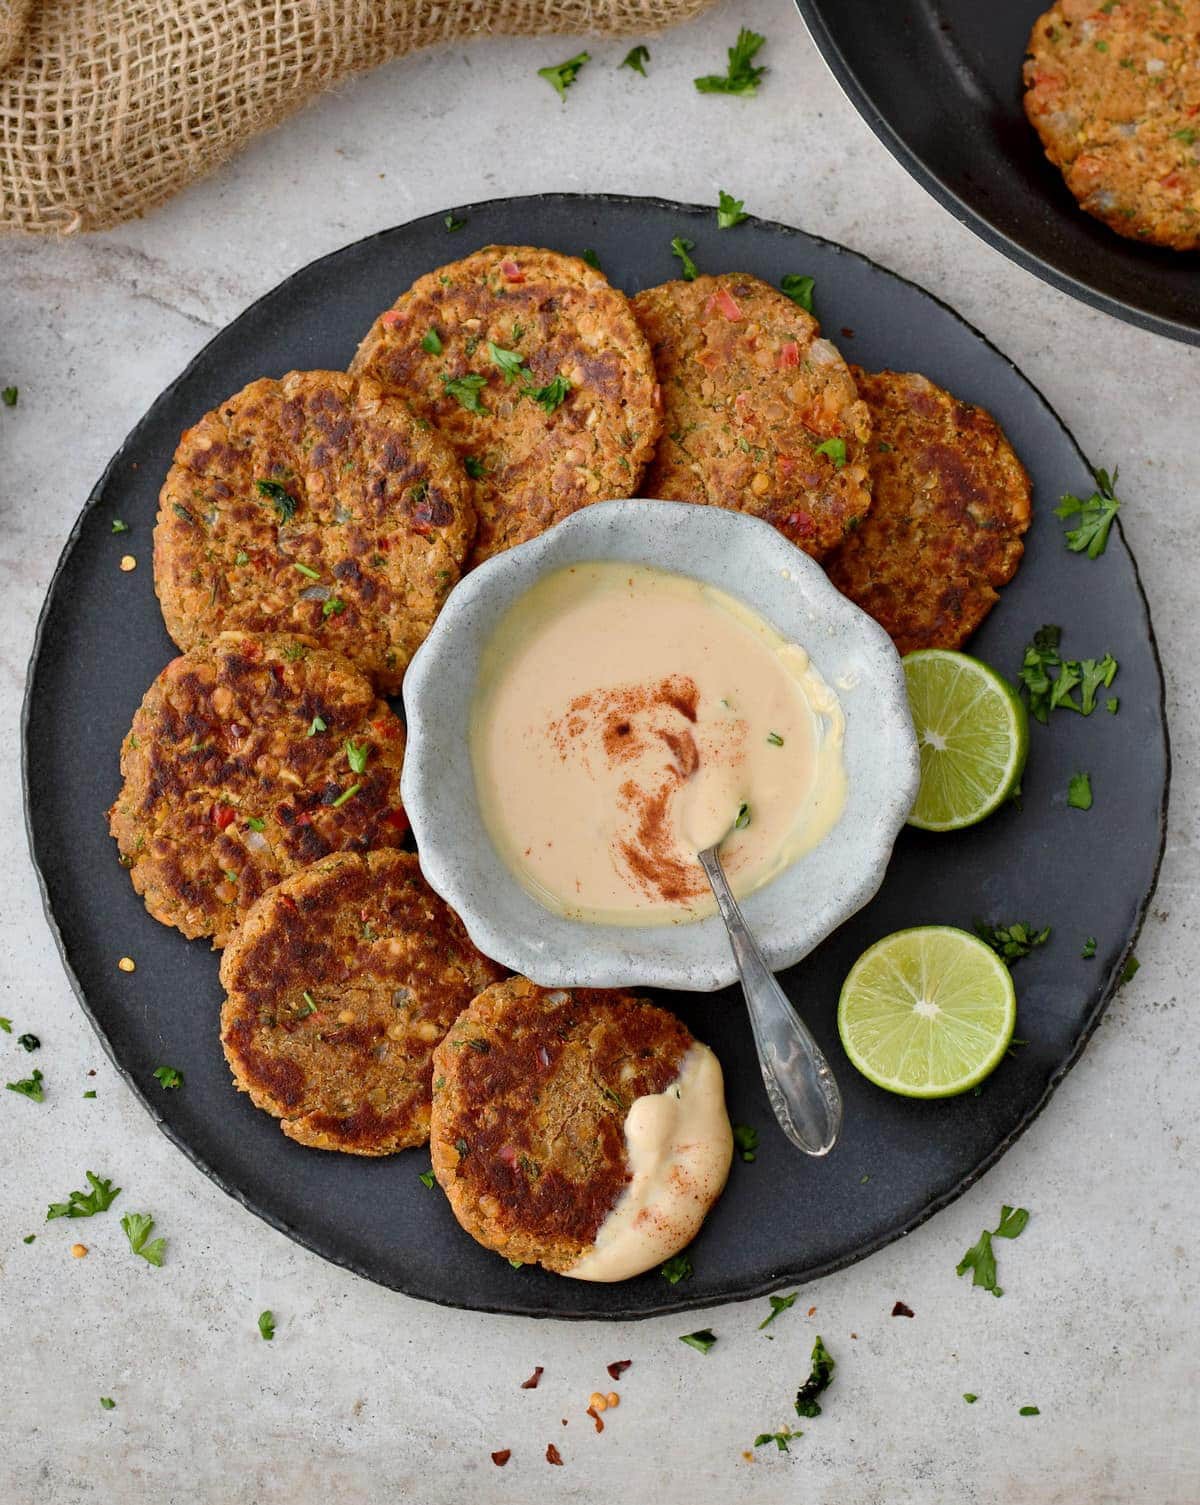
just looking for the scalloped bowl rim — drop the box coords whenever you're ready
[401,499,920,992]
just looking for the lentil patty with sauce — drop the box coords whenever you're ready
[824,369,1032,655]
[349,246,660,565]
[220,851,504,1155]
[631,274,873,559]
[154,371,474,695]
[108,633,407,947]
[1024,0,1200,250]
[430,978,696,1273]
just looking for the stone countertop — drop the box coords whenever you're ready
[2,2,1196,1500]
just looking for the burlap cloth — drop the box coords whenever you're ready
[0,0,714,236]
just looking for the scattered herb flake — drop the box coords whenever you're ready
[679,1328,717,1354]
[47,1172,121,1221]
[322,596,346,618]
[245,816,266,832]
[1017,626,1118,723]
[1068,771,1093,810]
[1,385,17,407]
[331,782,361,808]
[695,27,767,96]
[732,1122,758,1162]
[1119,955,1140,985]
[733,801,751,830]
[1019,1405,1040,1416]
[1081,936,1097,959]
[526,374,571,413]
[581,248,602,270]
[488,342,527,382]
[754,1427,802,1452]
[441,373,489,413]
[0,1018,9,1032]
[255,479,298,523]
[23,1234,35,1244]
[1106,696,1119,714]
[975,920,1051,963]
[293,561,320,581]
[307,715,326,737]
[111,519,130,533]
[759,1291,799,1330]
[814,437,847,469]
[345,738,369,774]
[767,731,784,746]
[17,1033,40,1052]
[538,50,590,99]
[717,189,749,229]
[963,1393,978,1404]
[957,1204,1029,1296]
[621,44,650,76]
[795,1335,835,1417]
[1054,466,1121,559]
[444,212,466,232]
[121,1211,166,1267]
[418,1169,435,1189]
[670,236,699,281]
[83,1090,96,1099]
[6,1069,44,1102]
[421,328,443,355]
[153,1066,183,1090]
[464,456,486,479]
[100,1397,115,1410]
[660,1252,693,1284]
[780,274,815,312]
[258,1310,275,1341]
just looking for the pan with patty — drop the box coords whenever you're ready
[1024,0,1200,251]
[220,850,505,1155]
[430,978,732,1279]
[154,370,475,696]
[631,273,873,559]
[823,368,1031,655]
[349,246,661,565]
[108,633,408,948]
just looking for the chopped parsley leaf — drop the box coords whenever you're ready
[767,731,785,746]
[1019,1405,1040,1416]
[245,816,266,832]
[293,561,320,581]
[1173,127,1198,144]
[322,596,346,618]
[111,519,130,534]
[581,248,602,270]
[17,1033,40,1052]
[759,1291,799,1330]
[121,1211,166,1267]
[100,1397,116,1410]
[508,1258,524,1269]
[1,385,17,407]
[0,1017,9,1032]
[83,1090,96,1099]
[795,1335,835,1417]
[47,1171,121,1220]
[780,274,815,312]
[1017,625,1118,723]
[957,1204,1029,1297]
[814,437,847,469]
[6,1069,44,1102]
[444,212,466,232]
[331,782,361,808]
[1068,771,1093,810]
[1107,696,1119,714]
[695,27,767,96]
[732,1123,759,1162]
[421,328,443,355]
[441,373,489,413]
[717,189,749,229]
[307,715,326,737]
[464,456,487,479]
[1081,936,1097,959]
[23,1234,35,1244]
[418,1169,435,1189]
[621,44,650,76]
[255,479,298,523]
[526,374,571,413]
[660,1252,693,1284]
[297,992,318,1017]
[679,1328,717,1354]
[754,1427,802,1452]
[153,1066,183,1090]
[345,738,369,774]
[974,920,1050,963]
[538,50,589,99]
[963,1393,978,1404]
[235,550,249,565]
[671,236,699,280]
[488,342,526,381]
[734,801,751,830]
[1054,466,1121,558]
[1119,955,1140,985]
[258,1310,275,1341]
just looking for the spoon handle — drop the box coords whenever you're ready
[698,848,843,1157]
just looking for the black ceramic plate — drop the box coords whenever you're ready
[795,1,1200,347]
[23,195,1168,1319]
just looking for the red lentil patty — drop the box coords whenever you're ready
[349,246,661,565]
[154,370,474,696]
[631,273,873,559]
[430,978,697,1273]
[108,633,407,948]
[824,369,1032,655]
[220,850,504,1155]
[1024,0,1200,250]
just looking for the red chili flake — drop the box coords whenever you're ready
[841,327,855,339]
[705,286,743,321]
[490,1450,511,1467]
[777,341,800,369]
[606,1360,632,1380]
[520,1366,544,1390]
[807,1306,816,1317]
[212,803,236,830]
[500,259,526,284]
[381,310,403,328]
[586,1406,604,1434]
[293,810,312,828]
[545,1444,564,1466]
[892,1301,915,1318]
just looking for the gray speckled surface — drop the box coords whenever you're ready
[2,1,1197,1500]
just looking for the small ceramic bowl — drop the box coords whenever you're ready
[402,500,919,992]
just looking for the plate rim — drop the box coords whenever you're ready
[792,0,1200,350]
[21,191,1172,1320]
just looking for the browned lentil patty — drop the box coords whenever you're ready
[219,850,504,1155]
[430,978,696,1273]
[349,246,661,565]
[631,274,873,559]
[154,371,474,695]
[1024,0,1200,250]
[108,633,407,948]
[823,369,1032,655]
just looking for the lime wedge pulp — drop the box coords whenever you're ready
[838,926,1016,1098]
[903,650,1028,832]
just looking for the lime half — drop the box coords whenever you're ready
[838,926,1016,1098]
[903,650,1028,832]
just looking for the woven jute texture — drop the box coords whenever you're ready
[0,0,714,236]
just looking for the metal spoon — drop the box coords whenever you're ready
[697,835,843,1156]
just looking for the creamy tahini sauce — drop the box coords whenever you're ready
[470,561,846,925]
[564,1043,733,1283]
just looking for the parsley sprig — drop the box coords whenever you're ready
[47,1172,121,1221]
[671,236,699,280]
[1054,465,1121,558]
[121,1211,166,1267]
[695,28,767,96]
[717,189,749,229]
[795,1335,835,1417]
[732,1122,758,1162]
[956,1204,1029,1297]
